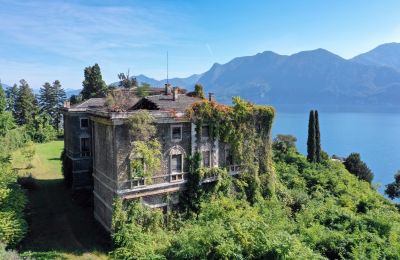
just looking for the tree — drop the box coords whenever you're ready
[5,84,18,116]
[15,80,38,125]
[70,94,82,105]
[344,153,374,183]
[273,134,297,155]
[0,83,16,136]
[385,171,400,199]
[307,110,316,162]
[137,83,150,98]
[38,82,54,116]
[315,110,321,162]
[81,63,108,100]
[0,82,6,112]
[194,83,205,99]
[118,71,137,89]
[53,80,67,130]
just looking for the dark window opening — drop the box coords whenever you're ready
[171,154,182,172]
[202,151,210,167]
[226,149,233,166]
[202,125,209,138]
[172,126,182,140]
[81,137,90,157]
[81,118,89,128]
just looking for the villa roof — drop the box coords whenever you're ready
[132,94,203,112]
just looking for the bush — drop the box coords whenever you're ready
[344,153,374,183]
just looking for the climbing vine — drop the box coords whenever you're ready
[186,97,275,205]
[127,111,161,184]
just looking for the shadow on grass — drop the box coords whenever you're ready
[20,178,111,258]
[48,158,61,161]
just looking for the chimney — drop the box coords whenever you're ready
[173,87,179,101]
[64,100,71,108]
[208,92,215,102]
[164,83,172,95]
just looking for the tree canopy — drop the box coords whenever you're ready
[81,63,108,100]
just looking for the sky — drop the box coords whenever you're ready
[1,0,400,89]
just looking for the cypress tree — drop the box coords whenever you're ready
[315,110,321,162]
[81,63,108,100]
[307,110,316,162]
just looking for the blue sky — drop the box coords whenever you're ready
[1,0,400,89]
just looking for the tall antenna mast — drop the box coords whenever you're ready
[167,51,169,85]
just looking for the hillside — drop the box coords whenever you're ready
[351,42,400,71]
[133,43,400,111]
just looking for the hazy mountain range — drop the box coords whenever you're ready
[133,42,400,111]
[3,43,400,111]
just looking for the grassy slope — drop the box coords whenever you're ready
[12,141,109,260]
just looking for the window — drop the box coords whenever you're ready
[225,149,233,166]
[171,154,183,182]
[202,151,210,167]
[171,125,182,141]
[202,125,209,138]
[80,118,89,128]
[80,137,90,157]
[171,154,182,172]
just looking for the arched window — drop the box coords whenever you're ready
[167,145,186,182]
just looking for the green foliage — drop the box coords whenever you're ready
[137,82,150,98]
[111,199,169,260]
[38,80,66,130]
[127,111,161,182]
[0,82,6,112]
[344,153,374,183]
[112,141,400,259]
[127,110,156,141]
[130,140,161,182]
[118,71,137,89]
[385,170,400,199]
[0,161,27,247]
[15,79,38,126]
[5,84,18,117]
[194,83,205,99]
[81,63,108,100]
[307,110,316,162]
[69,94,82,105]
[0,243,21,259]
[187,96,275,203]
[26,114,57,143]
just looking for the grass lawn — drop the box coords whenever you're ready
[12,140,110,260]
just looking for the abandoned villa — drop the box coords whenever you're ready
[62,84,271,232]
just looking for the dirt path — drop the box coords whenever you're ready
[20,179,110,259]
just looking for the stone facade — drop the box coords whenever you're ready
[62,88,236,231]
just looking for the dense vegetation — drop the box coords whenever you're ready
[0,78,67,252]
[110,99,400,259]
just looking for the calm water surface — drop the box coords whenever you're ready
[273,112,400,189]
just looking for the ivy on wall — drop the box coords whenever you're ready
[127,111,161,183]
[185,97,275,205]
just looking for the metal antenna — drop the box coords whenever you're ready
[167,51,169,85]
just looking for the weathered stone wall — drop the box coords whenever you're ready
[63,111,93,189]
[92,118,117,231]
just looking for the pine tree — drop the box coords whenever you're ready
[39,82,54,116]
[15,79,38,125]
[81,63,108,100]
[53,80,66,130]
[315,110,321,162]
[307,110,316,162]
[0,82,6,112]
[5,84,18,116]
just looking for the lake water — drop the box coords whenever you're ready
[273,112,400,190]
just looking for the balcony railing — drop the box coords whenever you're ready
[118,165,242,192]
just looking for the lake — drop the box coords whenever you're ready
[273,112,400,190]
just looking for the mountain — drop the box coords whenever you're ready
[195,48,400,111]
[111,74,202,89]
[351,43,400,71]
